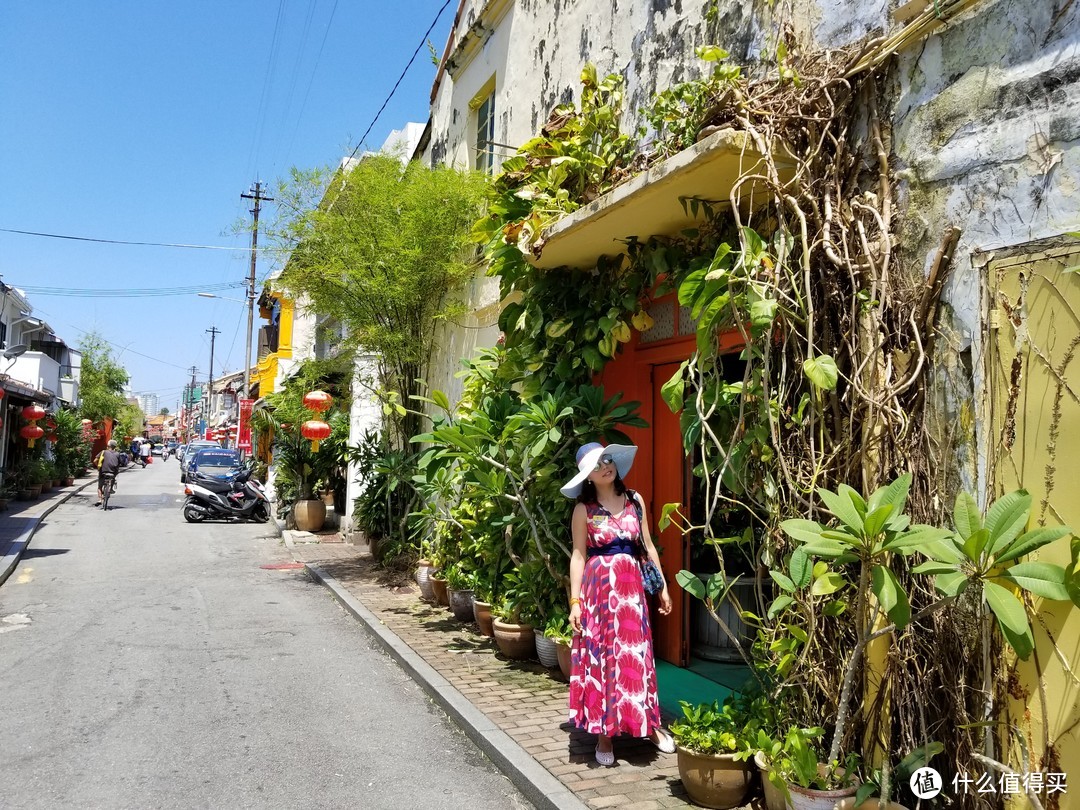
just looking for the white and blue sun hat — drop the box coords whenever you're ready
[560,441,638,498]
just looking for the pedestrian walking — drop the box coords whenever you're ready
[561,441,675,766]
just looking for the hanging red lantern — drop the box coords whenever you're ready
[45,417,57,431]
[20,424,44,447]
[303,390,333,413]
[46,433,58,443]
[300,419,331,452]
[22,404,46,422]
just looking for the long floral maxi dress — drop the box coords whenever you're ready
[568,497,662,737]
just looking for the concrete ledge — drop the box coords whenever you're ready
[305,562,588,810]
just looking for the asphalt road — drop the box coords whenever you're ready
[0,458,530,810]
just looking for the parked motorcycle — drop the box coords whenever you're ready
[182,467,270,523]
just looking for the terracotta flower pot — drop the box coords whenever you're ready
[676,748,753,810]
[556,640,572,679]
[293,499,326,532]
[415,560,436,601]
[473,600,494,637]
[492,619,535,660]
[64,477,75,486]
[448,588,475,622]
[430,576,449,606]
[534,629,560,668]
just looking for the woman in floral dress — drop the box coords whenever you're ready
[562,441,675,766]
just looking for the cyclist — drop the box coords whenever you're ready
[96,439,121,507]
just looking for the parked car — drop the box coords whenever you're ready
[184,448,243,482]
[151,443,163,456]
[179,440,223,482]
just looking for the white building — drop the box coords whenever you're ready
[136,392,159,416]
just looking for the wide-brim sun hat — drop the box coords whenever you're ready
[560,441,637,498]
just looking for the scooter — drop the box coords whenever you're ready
[182,467,270,523]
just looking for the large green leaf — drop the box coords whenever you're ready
[1000,562,1071,601]
[868,473,912,515]
[803,355,839,391]
[882,525,952,555]
[862,504,895,541]
[661,363,687,414]
[985,490,1032,555]
[983,580,1030,637]
[952,491,982,540]
[676,569,706,600]
[811,572,847,596]
[935,571,970,597]
[962,528,992,562]
[781,519,828,545]
[816,487,864,533]
[996,526,1072,564]
[768,594,794,618]
[770,570,796,593]
[871,564,911,629]
[790,548,812,589]
[912,561,960,575]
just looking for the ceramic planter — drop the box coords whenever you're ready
[64,477,75,486]
[415,560,435,601]
[448,588,475,622]
[430,576,450,606]
[556,640,572,679]
[534,629,560,668]
[473,600,495,637]
[492,619,535,660]
[676,747,753,809]
[293,499,326,532]
[754,751,785,810]
[784,767,859,810]
[834,800,910,810]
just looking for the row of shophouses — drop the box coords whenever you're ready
[0,280,82,479]
[235,0,1079,777]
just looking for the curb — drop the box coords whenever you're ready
[0,478,99,588]
[303,562,589,810]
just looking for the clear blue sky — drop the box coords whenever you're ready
[0,1,455,411]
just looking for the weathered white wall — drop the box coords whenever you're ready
[892,0,1080,498]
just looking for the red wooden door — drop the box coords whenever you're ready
[650,361,690,666]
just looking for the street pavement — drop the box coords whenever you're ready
[0,458,531,810]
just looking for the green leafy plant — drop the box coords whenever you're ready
[542,612,572,644]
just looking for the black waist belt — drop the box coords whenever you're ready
[587,539,639,558]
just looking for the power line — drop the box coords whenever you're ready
[0,227,272,251]
[17,281,247,298]
[347,0,455,159]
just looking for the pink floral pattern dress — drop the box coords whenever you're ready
[568,496,662,737]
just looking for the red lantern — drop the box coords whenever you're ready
[46,433,58,443]
[303,390,333,414]
[301,419,331,452]
[22,404,46,422]
[20,424,44,447]
[45,418,57,431]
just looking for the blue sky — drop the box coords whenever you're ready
[0,1,454,410]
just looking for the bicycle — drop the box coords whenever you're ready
[101,473,116,511]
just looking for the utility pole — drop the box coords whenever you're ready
[240,182,273,403]
[205,325,220,414]
[187,366,198,442]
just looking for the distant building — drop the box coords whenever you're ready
[135,392,159,415]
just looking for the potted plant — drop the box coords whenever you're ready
[429,551,450,607]
[831,743,942,810]
[472,566,497,637]
[534,609,566,669]
[542,613,573,678]
[670,697,757,809]
[445,563,476,622]
[762,726,859,810]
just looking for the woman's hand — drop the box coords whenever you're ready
[569,601,583,634]
[658,586,672,616]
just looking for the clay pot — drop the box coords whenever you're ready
[556,640,572,679]
[533,629,560,668]
[784,767,859,810]
[492,619,535,660]
[64,477,75,486]
[448,589,475,622]
[473,600,494,637]
[430,576,449,606]
[415,560,435,601]
[293,499,326,532]
[676,748,753,809]
[834,800,910,810]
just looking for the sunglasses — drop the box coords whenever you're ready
[593,454,615,471]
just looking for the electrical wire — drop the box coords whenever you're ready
[16,281,246,298]
[0,227,272,251]
[347,0,455,159]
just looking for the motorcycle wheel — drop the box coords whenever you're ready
[183,503,207,523]
[251,503,270,523]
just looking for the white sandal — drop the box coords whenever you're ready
[649,729,676,754]
[595,745,615,766]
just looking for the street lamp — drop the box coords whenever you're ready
[196,292,247,304]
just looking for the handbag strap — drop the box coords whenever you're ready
[625,489,646,557]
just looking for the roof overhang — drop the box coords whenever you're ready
[1,376,52,403]
[526,127,796,270]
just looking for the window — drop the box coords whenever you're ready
[475,92,496,174]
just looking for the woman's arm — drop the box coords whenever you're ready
[569,502,588,633]
[635,492,673,616]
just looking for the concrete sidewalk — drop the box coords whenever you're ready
[0,473,99,587]
[284,536,708,810]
